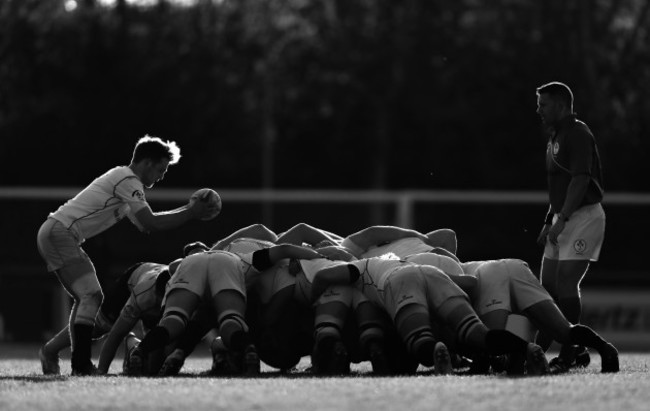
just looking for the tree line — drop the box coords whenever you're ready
[1,0,648,191]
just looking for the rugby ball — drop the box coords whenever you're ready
[189,188,222,221]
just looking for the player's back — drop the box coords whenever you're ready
[49,166,144,241]
[360,237,432,259]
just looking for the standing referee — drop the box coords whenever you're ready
[534,81,605,373]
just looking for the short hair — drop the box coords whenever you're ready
[536,81,574,109]
[183,241,209,257]
[131,135,181,165]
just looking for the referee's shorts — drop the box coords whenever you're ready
[544,203,605,262]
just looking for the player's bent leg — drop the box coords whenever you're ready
[354,301,389,375]
[213,290,259,376]
[394,303,437,368]
[536,257,559,351]
[40,326,72,375]
[553,260,590,371]
[127,292,197,376]
[312,300,350,375]
[57,266,103,376]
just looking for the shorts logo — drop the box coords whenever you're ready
[553,142,560,155]
[323,289,340,298]
[574,239,587,254]
[132,189,144,200]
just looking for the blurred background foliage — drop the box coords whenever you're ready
[0,0,648,191]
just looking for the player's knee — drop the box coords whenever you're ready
[160,310,190,338]
[314,322,341,343]
[395,305,430,340]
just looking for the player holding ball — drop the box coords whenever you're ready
[36,135,220,376]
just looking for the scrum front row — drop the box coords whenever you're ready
[39,223,619,377]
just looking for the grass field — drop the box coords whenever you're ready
[1,344,649,411]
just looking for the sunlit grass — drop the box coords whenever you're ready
[1,349,649,411]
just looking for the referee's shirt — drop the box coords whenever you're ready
[545,114,604,213]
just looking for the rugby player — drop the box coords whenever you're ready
[311,254,551,376]
[36,136,218,375]
[126,244,324,376]
[468,259,619,373]
[535,81,605,372]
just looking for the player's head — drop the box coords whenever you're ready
[536,81,574,126]
[131,135,181,188]
[183,241,209,257]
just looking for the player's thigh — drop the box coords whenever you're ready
[56,260,100,299]
[163,288,202,318]
[539,257,559,296]
[212,289,247,319]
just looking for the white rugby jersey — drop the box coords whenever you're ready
[359,237,433,259]
[294,258,347,304]
[348,257,409,304]
[49,166,148,242]
[123,263,168,324]
[404,252,464,276]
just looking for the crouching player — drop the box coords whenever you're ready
[311,253,552,376]
[39,261,171,375]
[126,244,324,376]
[469,259,618,374]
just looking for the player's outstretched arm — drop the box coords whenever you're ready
[267,244,324,263]
[133,199,218,232]
[97,310,140,374]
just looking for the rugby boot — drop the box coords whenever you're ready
[71,361,100,376]
[39,347,60,375]
[328,340,351,375]
[125,347,145,376]
[159,348,186,376]
[242,344,261,376]
[574,346,591,367]
[467,353,491,375]
[504,352,526,376]
[433,342,453,375]
[525,343,549,376]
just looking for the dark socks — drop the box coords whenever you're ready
[558,297,582,324]
[569,325,607,352]
[558,297,583,358]
[71,324,94,368]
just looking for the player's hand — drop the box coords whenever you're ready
[536,224,551,246]
[546,220,566,246]
[188,198,220,220]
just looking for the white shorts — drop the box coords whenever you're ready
[544,203,605,261]
[37,218,92,272]
[473,259,553,316]
[382,265,467,320]
[166,252,246,301]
